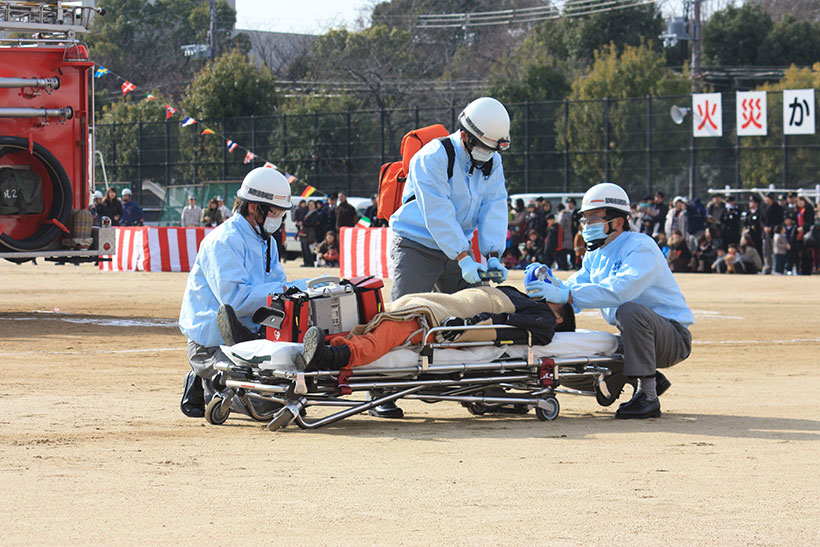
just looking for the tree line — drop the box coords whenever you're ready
[89,0,820,192]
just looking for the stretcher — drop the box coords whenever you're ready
[205,323,626,431]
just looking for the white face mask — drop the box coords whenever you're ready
[263,215,282,234]
[470,146,494,164]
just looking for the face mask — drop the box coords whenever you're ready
[263,215,282,235]
[469,146,494,163]
[582,220,611,244]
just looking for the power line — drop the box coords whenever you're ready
[412,0,656,29]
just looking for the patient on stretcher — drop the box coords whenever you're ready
[298,285,576,371]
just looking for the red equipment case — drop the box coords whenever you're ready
[259,276,385,343]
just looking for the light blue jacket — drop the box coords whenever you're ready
[390,132,508,260]
[567,231,695,326]
[178,213,287,347]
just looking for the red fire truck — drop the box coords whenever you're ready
[0,1,114,264]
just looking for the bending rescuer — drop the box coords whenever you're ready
[525,182,694,419]
[389,96,512,300]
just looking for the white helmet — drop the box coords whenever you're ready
[580,182,631,215]
[458,97,511,151]
[92,190,103,199]
[122,188,132,196]
[237,167,293,210]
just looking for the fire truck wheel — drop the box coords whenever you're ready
[0,136,73,252]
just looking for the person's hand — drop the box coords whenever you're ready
[458,255,486,284]
[486,256,508,282]
[526,279,570,303]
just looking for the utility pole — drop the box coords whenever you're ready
[209,0,217,61]
[691,0,701,92]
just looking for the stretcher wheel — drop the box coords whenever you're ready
[205,396,231,425]
[535,397,559,421]
[464,402,487,415]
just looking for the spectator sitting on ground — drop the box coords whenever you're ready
[692,234,718,273]
[201,197,223,227]
[654,232,670,258]
[501,246,520,269]
[718,244,744,274]
[667,229,691,272]
[738,235,762,274]
[317,230,340,267]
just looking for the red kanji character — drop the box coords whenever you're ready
[697,100,719,131]
[740,98,763,129]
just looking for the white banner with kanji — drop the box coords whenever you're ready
[736,91,767,136]
[693,93,723,137]
[783,89,815,135]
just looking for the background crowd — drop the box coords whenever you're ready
[504,190,820,276]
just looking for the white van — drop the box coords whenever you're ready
[282,195,371,258]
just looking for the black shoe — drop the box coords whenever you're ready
[615,392,661,419]
[217,304,255,346]
[594,373,628,406]
[368,400,404,419]
[655,371,671,397]
[180,371,205,418]
[300,326,350,371]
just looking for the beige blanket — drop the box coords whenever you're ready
[349,286,515,343]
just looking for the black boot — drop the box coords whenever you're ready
[655,371,671,397]
[368,395,404,419]
[180,371,205,418]
[300,326,351,371]
[217,303,256,346]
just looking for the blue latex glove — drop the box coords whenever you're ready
[486,256,508,282]
[526,279,570,303]
[458,255,486,284]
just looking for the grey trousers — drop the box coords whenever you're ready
[187,339,249,413]
[762,233,773,274]
[390,235,478,301]
[615,302,692,377]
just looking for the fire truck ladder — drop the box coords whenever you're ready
[0,1,103,37]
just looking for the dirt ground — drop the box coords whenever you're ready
[1,258,819,546]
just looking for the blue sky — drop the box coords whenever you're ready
[234,1,701,35]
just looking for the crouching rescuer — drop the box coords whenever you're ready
[525,183,694,419]
[178,167,295,417]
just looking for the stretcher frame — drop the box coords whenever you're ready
[207,324,625,431]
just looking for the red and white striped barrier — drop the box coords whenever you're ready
[100,226,213,272]
[339,227,393,279]
[339,227,483,279]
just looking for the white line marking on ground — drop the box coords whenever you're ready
[3,314,177,328]
[0,347,185,357]
[693,338,820,345]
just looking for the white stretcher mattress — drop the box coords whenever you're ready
[221,330,619,372]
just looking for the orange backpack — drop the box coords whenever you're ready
[377,124,455,223]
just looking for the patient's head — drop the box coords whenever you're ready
[548,302,576,332]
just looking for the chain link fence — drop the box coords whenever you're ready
[95,91,819,223]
